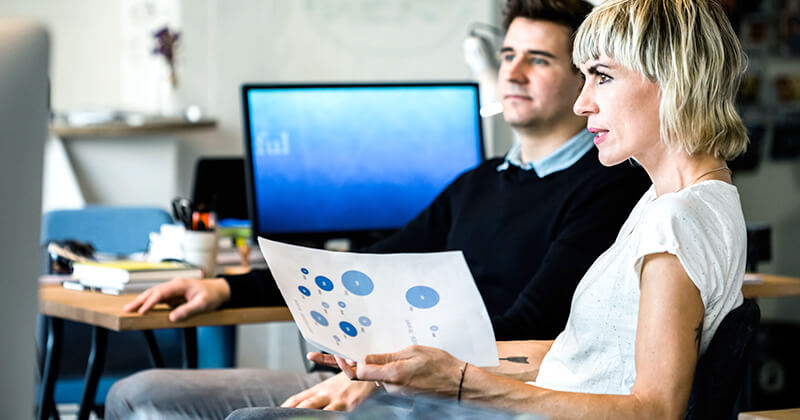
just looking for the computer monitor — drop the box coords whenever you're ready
[241,82,484,246]
[191,157,249,221]
[0,19,49,417]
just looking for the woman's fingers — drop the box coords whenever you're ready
[334,356,358,379]
[307,352,338,368]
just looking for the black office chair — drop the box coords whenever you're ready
[684,298,760,420]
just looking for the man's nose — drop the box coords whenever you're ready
[503,58,528,84]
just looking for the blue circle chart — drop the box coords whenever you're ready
[339,321,358,337]
[310,310,329,326]
[341,270,374,296]
[322,302,330,309]
[298,286,311,296]
[405,286,440,309]
[358,316,372,327]
[337,301,347,308]
[315,276,334,291]
[301,268,309,275]
[430,325,439,332]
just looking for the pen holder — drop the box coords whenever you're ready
[182,230,218,278]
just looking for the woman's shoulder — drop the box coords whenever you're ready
[641,181,743,233]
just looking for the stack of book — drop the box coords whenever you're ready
[64,260,203,295]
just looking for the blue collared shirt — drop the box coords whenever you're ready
[497,129,594,177]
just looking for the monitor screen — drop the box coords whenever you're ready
[241,82,484,243]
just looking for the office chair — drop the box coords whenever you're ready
[38,206,235,418]
[684,298,760,420]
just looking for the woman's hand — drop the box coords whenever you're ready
[123,277,231,322]
[308,345,465,397]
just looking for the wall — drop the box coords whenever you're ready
[1,0,499,372]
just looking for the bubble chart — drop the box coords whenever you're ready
[315,275,334,291]
[341,270,374,296]
[339,321,358,337]
[310,310,329,326]
[405,286,440,309]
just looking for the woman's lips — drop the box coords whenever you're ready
[588,128,609,145]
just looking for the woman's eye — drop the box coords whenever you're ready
[598,73,612,84]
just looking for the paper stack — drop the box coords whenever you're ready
[66,260,202,295]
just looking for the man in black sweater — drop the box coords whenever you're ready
[107,1,650,418]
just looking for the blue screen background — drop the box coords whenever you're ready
[246,85,483,234]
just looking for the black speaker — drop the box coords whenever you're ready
[748,321,800,410]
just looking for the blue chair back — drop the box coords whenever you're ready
[39,206,235,406]
[41,206,173,255]
[685,299,760,420]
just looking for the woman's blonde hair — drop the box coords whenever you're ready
[572,0,748,160]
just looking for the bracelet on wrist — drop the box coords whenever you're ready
[457,362,469,402]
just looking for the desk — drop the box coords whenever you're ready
[36,274,799,419]
[740,408,800,419]
[743,274,800,299]
[740,274,800,415]
[38,285,292,420]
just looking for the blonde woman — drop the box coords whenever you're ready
[310,0,750,418]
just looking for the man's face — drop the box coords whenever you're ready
[498,18,584,129]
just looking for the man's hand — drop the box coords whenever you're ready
[280,372,377,411]
[123,277,231,322]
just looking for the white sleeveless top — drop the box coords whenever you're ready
[532,181,746,395]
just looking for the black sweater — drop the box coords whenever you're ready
[225,148,650,340]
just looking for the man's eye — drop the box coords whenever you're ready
[530,57,548,65]
[500,52,514,62]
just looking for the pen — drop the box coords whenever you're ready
[171,198,194,229]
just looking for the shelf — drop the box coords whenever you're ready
[50,117,217,138]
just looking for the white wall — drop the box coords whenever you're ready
[1,0,500,371]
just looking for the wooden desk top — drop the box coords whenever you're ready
[743,274,800,299]
[39,285,293,332]
[740,408,800,420]
[38,272,798,332]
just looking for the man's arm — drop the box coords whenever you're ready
[220,268,285,308]
[124,277,231,321]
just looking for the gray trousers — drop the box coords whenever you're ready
[105,368,335,420]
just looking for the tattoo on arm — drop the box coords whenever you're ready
[499,356,529,364]
[694,321,702,349]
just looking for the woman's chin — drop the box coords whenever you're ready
[597,152,628,167]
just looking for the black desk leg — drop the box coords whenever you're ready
[182,327,198,369]
[37,316,62,420]
[77,326,107,420]
[143,330,165,368]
